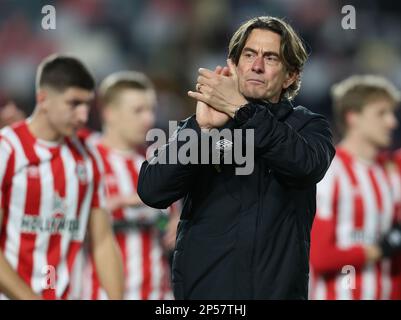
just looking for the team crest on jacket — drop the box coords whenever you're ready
[76,161,88,183]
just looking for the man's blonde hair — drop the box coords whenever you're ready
[99,71,155,107]
[331,75,401,133]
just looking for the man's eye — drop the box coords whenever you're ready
[69,101,79,107]
[266,55,278,61]
[265,55,280,65]
[68,100,85,107]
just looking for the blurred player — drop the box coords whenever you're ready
[310,75,401,299]
[0,54,124,299]
[0,100,26,128]
[80,71,178,300]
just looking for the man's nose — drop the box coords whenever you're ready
[144,112,155,129]
[251,56,265,74]
[76,104,89,124]
[388,113,398,129]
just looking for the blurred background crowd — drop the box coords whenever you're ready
[0,0,400,144]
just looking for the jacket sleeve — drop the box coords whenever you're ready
[138,116,203,209]
[310,166,367,275]
[241,106,335,187]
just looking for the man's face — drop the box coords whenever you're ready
[43,87,93,137]
[0,101,25,128]
[348,98,398,148]
[236,28,295,103]
[105,89,156,147]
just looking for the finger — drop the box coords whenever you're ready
[196,83,212,94]
[197,75,214,86]
[198,67,216,79]
[188,90,208,103]
[222,66,231,77]
[199,83,213,94]
[227,59,238,78]
[215,65,223,75]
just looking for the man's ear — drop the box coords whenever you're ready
[102,105,115,124]
[36,89,49,111]
[282,71,298,90]
[36,89,46,104]
[345,111,359,128]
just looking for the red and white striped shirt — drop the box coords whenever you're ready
[80,138,172,300]
[310,147,401,300]
[393,149,401,221]
[0,121,105,300]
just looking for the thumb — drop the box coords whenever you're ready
[227,59,238,78]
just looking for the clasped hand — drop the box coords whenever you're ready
[188,59,247,120]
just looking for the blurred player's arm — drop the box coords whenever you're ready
[86,146,123,299]
[0,210,41,300]
[310,171,381,276]
[105,193,144,212]
[162,202,180,251]
[88,208,124,300]
[311,215,381,276]
[0,137,41,299]
[120,193,143,207]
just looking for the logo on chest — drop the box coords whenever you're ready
[76,161,88,184]
[53,192,67,213]
[20,192,79,236]
[26,165,40,179]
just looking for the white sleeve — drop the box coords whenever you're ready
[315,159,338,220]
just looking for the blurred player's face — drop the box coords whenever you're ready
[0,101,25,128]
[236,28,296,103]
[348,98,398,148]
[42,87,93,138]
[105,89,155,147]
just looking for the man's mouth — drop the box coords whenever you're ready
[246,79,265,85]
